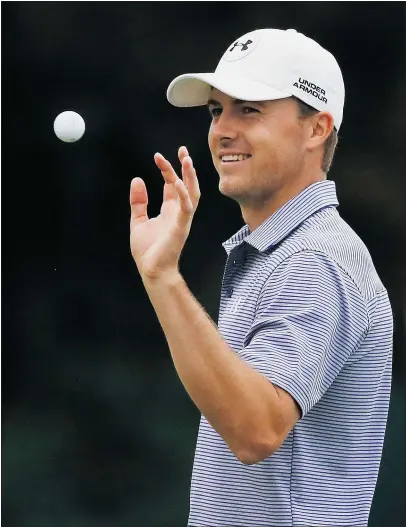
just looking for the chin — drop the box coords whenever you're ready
[218,179,247,202]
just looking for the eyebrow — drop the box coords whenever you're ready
[207,98,266,107]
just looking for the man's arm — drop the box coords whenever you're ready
[129,148,300,464]
[142,272,301,465]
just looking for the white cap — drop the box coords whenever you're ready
[167,28,345,130]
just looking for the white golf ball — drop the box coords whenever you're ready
[54,111,85,143]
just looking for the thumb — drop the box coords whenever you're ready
[130,177,149,226]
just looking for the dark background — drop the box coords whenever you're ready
[2,2,405,526]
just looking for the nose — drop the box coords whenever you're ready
[210,110,238,142]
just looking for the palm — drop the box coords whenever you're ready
[131,185,184,272]
[129,148,200,279]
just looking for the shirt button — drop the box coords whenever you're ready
[232,260,236,266]
[228,288,233,297]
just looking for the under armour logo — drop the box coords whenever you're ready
[229,39,253,53]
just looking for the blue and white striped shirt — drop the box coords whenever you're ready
[188,180,393,527]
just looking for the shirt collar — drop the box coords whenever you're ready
[222,180,339,255]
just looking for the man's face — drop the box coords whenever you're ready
[207,89,307,208]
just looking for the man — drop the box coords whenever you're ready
[129,29,393,526]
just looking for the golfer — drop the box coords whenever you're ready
[129,28,393,527]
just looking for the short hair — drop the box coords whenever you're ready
[292,96,339,174]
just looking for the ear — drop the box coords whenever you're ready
[308,112,335,151]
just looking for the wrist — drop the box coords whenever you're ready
[141,268,183,289]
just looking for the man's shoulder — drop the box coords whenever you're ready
[275,207,385,302]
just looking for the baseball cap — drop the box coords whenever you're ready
[167,28,345,130]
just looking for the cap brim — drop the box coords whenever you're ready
[167,72,292,107]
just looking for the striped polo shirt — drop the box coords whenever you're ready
[188,180,393,527]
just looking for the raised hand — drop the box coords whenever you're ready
[129,146,201,281]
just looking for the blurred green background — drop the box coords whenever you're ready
[2,2,405,526]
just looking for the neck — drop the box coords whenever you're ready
[241,172,326,231]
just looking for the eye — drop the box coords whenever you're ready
[209,107,222,118]
[242,106,260,114]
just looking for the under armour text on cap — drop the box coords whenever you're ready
[167,28,345,130]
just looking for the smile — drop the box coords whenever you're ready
[220,154,252,163]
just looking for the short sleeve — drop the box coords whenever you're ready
[239,250,369,417]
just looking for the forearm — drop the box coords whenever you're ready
[142,271,282,462]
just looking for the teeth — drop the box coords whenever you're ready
[221,154,250,162]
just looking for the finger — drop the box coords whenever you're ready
[174,178,194,220]
[163,181,178,203]
[130,177,149,226]
[181,155,201,208]
[178,145,189,165]
[178,146,191,186]
[154,152,178,184]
